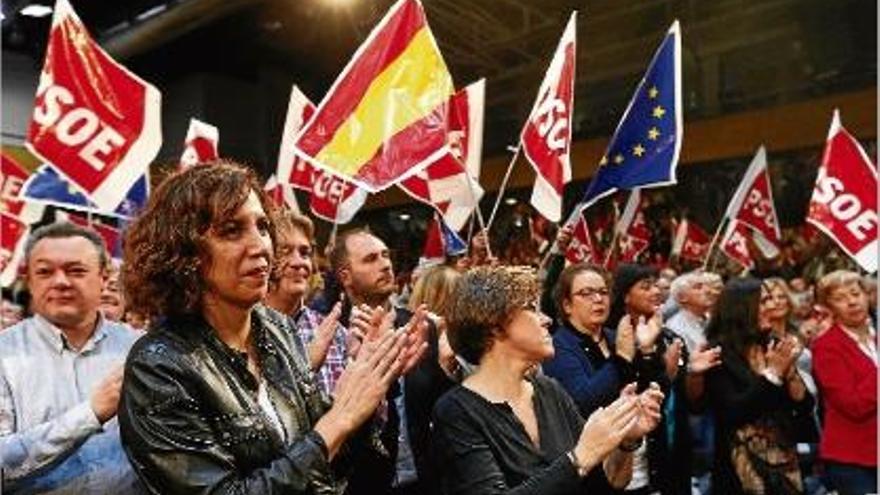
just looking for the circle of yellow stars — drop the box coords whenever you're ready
[599,84,667,167]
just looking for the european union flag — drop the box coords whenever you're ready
[440,217,468,256]
[580,20,682,208]
[21,164,148,219]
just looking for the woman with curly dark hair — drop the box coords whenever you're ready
[118,161,426,494]
[705,277,813,494]
[432,265,664,495]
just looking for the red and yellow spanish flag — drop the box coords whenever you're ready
[293,0,454,193]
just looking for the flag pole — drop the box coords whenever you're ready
[486,145,521,231]
[328,187,345,251]
[602,200,622,267]
[460,163,493,259]
[702,216,728,271]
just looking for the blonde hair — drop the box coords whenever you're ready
[816,270,863,306]
[409,265,461,316]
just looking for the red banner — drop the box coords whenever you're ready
[671,219,710,262]
[720,220,755,270]
[723,146,781,257]
[25,0,161,212]
[179,118,219,169]
[1,154,29,218]
[1,213,28,287]
[565,215,600,264]
[399,79,485,230]
[521,13,576,221]
[807,110,878,272]
[275,86,367,223]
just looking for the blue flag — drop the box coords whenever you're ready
[580,21,682,208]
[439,218,468,256]
[21,165,148,219]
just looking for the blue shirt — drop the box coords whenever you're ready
[0,313,143,494]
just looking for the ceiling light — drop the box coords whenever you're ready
[398,213,411,221]
[504,197,518,205]
[20,4,52,17]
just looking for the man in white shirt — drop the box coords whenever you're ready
[0,222,142,494]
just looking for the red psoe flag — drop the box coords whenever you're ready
[616,189,651,262]
[521,12,576,222]
[276,86,367,223]
[671,219,710,262]
[399,79,485,230]
[565,214,600,264]
[720,220,755,270]
[1,154,30,218]
[724,146,782,257]
[179,118,219,169]
[1,213,29,287]
[276,86,316,191]
[26,0,161,212]
[293,0,454,192]
[807,110,878,272]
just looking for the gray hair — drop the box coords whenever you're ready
[670,270,705,303]
[25,222,108,270]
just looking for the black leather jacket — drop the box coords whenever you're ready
[119,304,344,494]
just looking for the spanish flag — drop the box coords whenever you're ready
[293,0,454,193]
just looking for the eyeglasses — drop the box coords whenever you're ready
[571,287,609,300]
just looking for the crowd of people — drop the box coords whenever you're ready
[0,161,876,495]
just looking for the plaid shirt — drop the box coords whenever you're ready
[293,306,349,399]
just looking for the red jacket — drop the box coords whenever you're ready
[812,323,877,467]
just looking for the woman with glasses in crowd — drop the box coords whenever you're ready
[433,265,664,494]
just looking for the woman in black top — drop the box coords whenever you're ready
[118,162,427,494]
[433,266,664,495]
[705,277,813,494]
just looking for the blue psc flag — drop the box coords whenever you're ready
[20,164,148,219]
[580,20,682,208]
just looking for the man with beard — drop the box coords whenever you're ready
[330,228,454,495]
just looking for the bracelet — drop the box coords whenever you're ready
[566,450,590,477]
[619,438,643,452]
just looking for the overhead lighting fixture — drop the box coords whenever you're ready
[504,197,518,206]
[398,213,411,221]
[135,4,167,22]
[19,4,52,17]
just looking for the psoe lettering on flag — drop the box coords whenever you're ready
[719,220,755,271]
[25,0,161,212]
[1,213,29,287]
[179,118,219,169]
[1,154,31,219]
[293,0,454,193]
[275,85,367,223]
[723,146,782,258]
[521,12,576,222]
[807,110,878,273]
[580,20,682,208]
[565,214,599,264]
